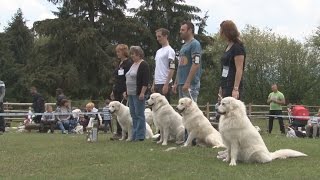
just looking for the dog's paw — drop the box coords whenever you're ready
[156,140,163,144]
[181,143,188,147]
[161,142,167,146]
[126,139,132,142]
[119,138,124,141]
[229,160,237,166]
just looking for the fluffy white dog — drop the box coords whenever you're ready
[147,93,185,145]
[109,101,153,141]
[217,97,307,166]
[176,97,224,148]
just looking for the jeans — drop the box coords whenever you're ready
[178,81,200,103]
[269,110,285,134]
[69,119,78,131]
[0,102,5,132]
[128,95,146,140]
[57,120,70,133]
[154,83,171,103]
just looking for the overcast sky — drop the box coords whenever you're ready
[1,0,319,42]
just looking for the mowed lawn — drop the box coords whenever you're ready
[0,120,319,180]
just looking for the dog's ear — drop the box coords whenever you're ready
[186,99,193,107]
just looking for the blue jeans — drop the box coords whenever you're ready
[57,120,70,133]
[178,81,200,103]
[128,95,146,140]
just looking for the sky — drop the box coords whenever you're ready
[0,0,319,42]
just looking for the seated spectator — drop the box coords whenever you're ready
[81,102,102,131]
[69,109,81,133]
[56,99,71,134]
[102,99,113,133]
[305,110,320,138]
[39,104,56,133]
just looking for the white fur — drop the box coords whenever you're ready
[177,97,224,148]
[147,93,185,146]
[109,101,153,141]
[218,97,307,166]
[145,108,158,133]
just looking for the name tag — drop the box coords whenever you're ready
[118,69,124,76]
[222,66,229,77]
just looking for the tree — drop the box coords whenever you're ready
[132,0,201,55]
[5,8,33,65]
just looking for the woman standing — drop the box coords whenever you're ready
[125,46,150,141]
[110,44,133,140]
[218,20,246,100]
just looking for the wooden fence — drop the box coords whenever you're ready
[2,102,320,126]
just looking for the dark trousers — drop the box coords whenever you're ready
[103,120,113,133]
[222,87,243,100]
[114,91,126,135]
[269,110,285,134]
[154,84,171,103]
[39,120,56,133]
[0,102,5,132]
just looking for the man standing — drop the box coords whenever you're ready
[151,28,176,103]
[172,21,202,102]
[30,87,45,124]
[267,84,286,134]
[0,80,5,134]
[56,88,67,107]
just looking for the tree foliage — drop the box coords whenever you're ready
[0,1,320,106]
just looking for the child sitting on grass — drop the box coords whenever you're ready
[40,104,56,133]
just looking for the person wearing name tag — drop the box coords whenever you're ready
[110,44,133,140]
[218,20,246,101]
[151,28,176,103]
[172,21,202,103]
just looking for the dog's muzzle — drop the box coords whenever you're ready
[217,110,226,115]
[109,110,115,114]
[147,102,154,106]
[176,106,185,113]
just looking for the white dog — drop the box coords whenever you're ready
[109,101,153,141]
[217,97,307,166]
[176,97,224,148]
[147,93,185,145]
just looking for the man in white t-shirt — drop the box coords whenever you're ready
[151,28,176,103]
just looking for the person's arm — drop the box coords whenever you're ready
[274,95,285,105]
[233,55,244,90]
[0,87,5,101]
[267,94,272,104]
[55,108,61,121]
[139,62,150,100]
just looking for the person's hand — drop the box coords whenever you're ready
[232,89,239,99]
[162,84,169,95]
[123,92,127,100]
[217,94,222,101]
[172,84,177,94]
[139,93,144,101]
[151,85,155,93]
[110,91,114,100]
[182,82,190,93]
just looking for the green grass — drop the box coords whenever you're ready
[0,119,319,180]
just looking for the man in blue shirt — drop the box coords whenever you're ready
[173,21,202,102]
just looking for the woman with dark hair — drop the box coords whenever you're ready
[218,20,246,100]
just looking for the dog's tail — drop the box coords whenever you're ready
[271,149,307,160]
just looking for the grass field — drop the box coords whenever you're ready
[0,120,319,180]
